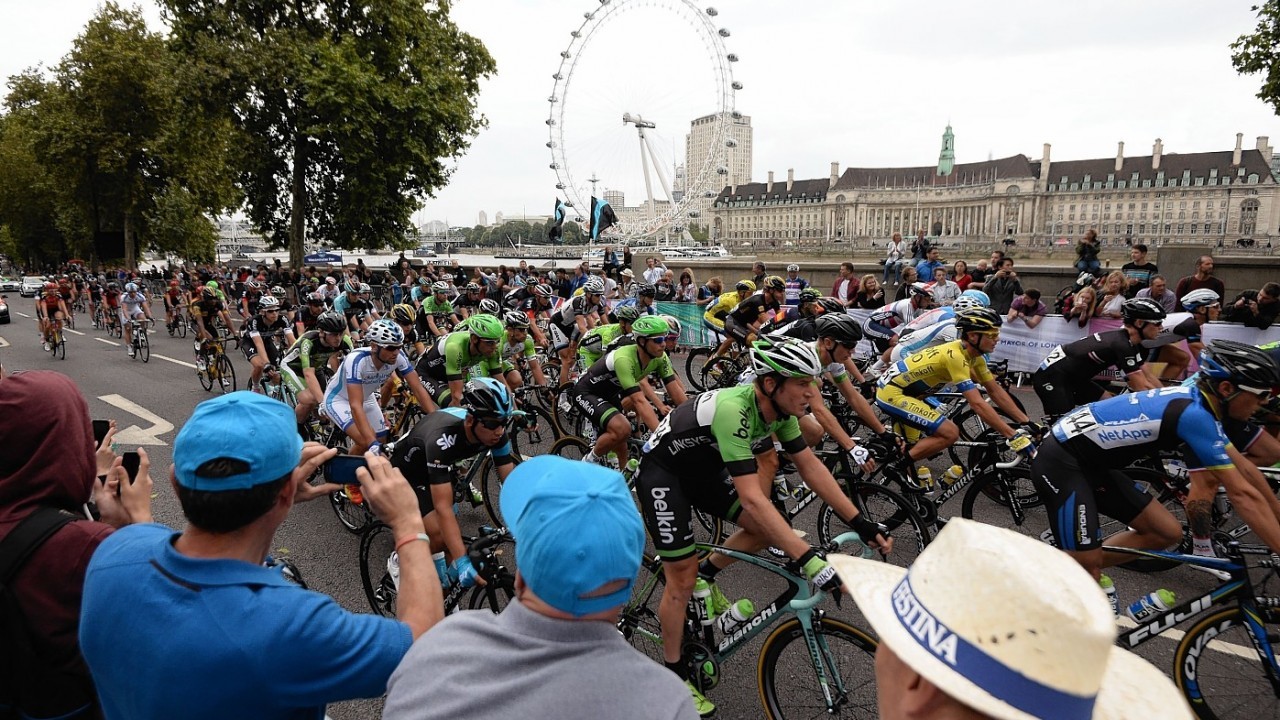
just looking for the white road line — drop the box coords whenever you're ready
[98,394,174,446]
[152,353,197,369]
[0,337,9,348]
[1116,616,1256,659]
[65,328,85,336]
[16,311,30,318]
[96,338,119,346]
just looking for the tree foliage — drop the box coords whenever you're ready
[162,0,497,267]
[1232,2,1280,115]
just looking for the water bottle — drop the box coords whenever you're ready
[941,465,964,487]
[1099,574,1118,616]
[433,551,450,588]
[1214,486,1231,517]
[624,457,640,479]
[1125,589,1176,622]
[715,599,755,635]
[345,483,364,505]
[387,551,402,591]
[692,578,713,627]
[915,467,934,492]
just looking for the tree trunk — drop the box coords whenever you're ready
[124,209,136,269]
[289,132,308,270]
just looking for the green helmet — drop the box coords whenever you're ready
[631,315,671,338]
[466,312,505,341]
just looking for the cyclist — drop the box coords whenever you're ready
[547,276,606,382]
[1032,297,1166,418]
[702,279,753,339]
[281,311,353,424]
[497,310,549,391]
[875,307,1034,485]
[384,303,421,353]
[190,286,235,374]
[1032,340,1280,584]
[101,282,122,334]
[781,263,809,307]
[408,275,432,307]
[56,274,76,309]
[240,295,296,391]
[323,319,436,454]
[119,283,153,358]
[1148,288,1220,382]
[608,282,658,321]
[579,305,643,368]
[454,282,485,318]
[887,289,990,364]
[86,275,103,324]
[414,313,506,409]
[633,337,891,716]
[37,282,69,351]
[270,285,295,324]
[161,280,185,329]
[239,278,265,319]
[864,282,935,374]
[332,281,369,335]
[573,315,687,472]
[504,282,554,346]
[757,287,825,337]
[709,275,786,363]
[388,378,519,589]
[419,281,458,338]
[294,291,330,336]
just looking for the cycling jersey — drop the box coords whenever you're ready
[454,293,482,311]
[57,281,73,300]
[494,333,537,375]
[390,408,515,515]
[574,344,675,405]
[103,290,120,309]
[643,384,805,477]
[294,305,325,333]
[283,330,353,375]
[727,294,778,326]
[868,298,927,331]
[579,323,628,364]
[875,340,993,435]
[892,308,961,362]
[550,295,604,331]
[702,292,741,328]
[241,314,290,363]
[119,292,148,319]
[241,290,263,316]
[326,347,414,404]
[782,277,810,306]
[758,305,806,336]
[189,298,226,335]
[1034,329,1145,416]
[415,332,503,383]
[422,296,454,316]
[502,287,533,310]
[39,294,62,316]
[163,289,183,308]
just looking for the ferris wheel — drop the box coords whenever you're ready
[547,0,741,239]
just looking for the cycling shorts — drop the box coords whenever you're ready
[634,460,743,561]
[572,391,621,431]
[120,306,146,322]
[701,317,725,337]
[1030,436,1154,552]
[421,377,454,407]
[280,364,307,396]
[874,387,945,441]
[321,393,388,439]
[1222,416,1265,453]
[411,479,442,517]
[863,320,896,353]
[1033,370,1108,417]
[723,315,752,345]
[548,322,581,351]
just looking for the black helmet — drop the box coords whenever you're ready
[1199,340,1280,390]
[761,275,785,291]
[317,312,346,334]
[954,307,1004,335]
[815,313,864,346]
[1121,297,1167,323]
[635,282,656,298]
[462,377,514,419]
[815,297,845,315]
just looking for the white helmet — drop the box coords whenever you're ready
[1181,288,1221,310]
[364,319,404,347]
[258,295,280,310]
[583,277,606,295]
[750,336,824,378]
[952,295,984,311]
[786,263,800,272]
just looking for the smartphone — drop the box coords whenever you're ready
[324,454,368,485]
[93,420,112,446]
[120,451,141,484]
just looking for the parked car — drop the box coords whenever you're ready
[0,277,19,293]
[0,295,10,324]
[20,276,46,297]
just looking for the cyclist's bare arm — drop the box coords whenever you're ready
[427,315,443,336]
[981,378,1029,425]
[1126,369,1159,392]
[528,357,548,387]
[962,385,1016,438]
[346,382,377,449]
[630,389,662,432]
[631,380,668,417]
[840,356,868,384]
[663,377,688,407]
[1191,458,1280,553]
[809,398,858,453]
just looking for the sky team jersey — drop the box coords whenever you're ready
[1037,329,1144,377]
[1051,386,1234,470]
[574,344,676,401]
[415,331,502,382]
[878,340,993,396]
[390,408,513,487]
[326,347,414,403]
[642,385,805,477]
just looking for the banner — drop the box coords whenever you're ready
[304,251,343,264]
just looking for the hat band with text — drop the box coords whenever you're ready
[891,576,1096,720]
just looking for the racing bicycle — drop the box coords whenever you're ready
[360,524,517,618]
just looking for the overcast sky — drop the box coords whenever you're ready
[4,0,1279,228]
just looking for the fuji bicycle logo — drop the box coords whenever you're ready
[436,433,457,450]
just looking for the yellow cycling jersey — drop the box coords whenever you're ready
[878,340,993,396]
[703,291,741,324]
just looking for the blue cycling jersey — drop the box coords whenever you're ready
[611,297,657,315]
[332,292,351,316]
[1051,385,1234,470]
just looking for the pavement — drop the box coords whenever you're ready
[0,307,1269,719]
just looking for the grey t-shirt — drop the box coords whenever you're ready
[384,600,698,720]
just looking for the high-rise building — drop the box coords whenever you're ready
[686,112,752,225]
[478,210,488,227]
[603,189,625,209]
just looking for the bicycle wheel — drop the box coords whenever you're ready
[138,332,150,362]
[550,435,591,460]
[550,386,588,439]
[817,482,932,567]
[757,616,880,719]
[329,485,376,533]
[176,316,187,338]
[216,355,236,393]
[508,405,560,459]
[479,452,524,528]
[684,346,716,392]
[960,466,1048,542]
[617,555,668,665]
[949,406,1025,468]
[358,522,398,617]
[1174,607,1280,720]
[467,570,517,613]
[700,356,741,391]
[198,359,214,391]
[55,333,65,360]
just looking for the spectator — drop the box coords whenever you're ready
[655,270,676,302]
[832,262,859,307]
[854,275,885,309]
[1150,289,1221,381]
[1135,275,1176,313]
[1174,255,1226,312]
[80,393,444,719]
[951,260,973,290]
[1121,243,1158,298]
[1095,271,1126,319]
[570,262,591,293]
[1007,288,1047,329]
[828,519,1192,720]
[602,245,619,279]
[1074,228,1101,275]
[617,268,635,299]
[968,259,991,288]
[0,372,152,720]
[916,247,945,283]
[751,261,767,288]
[909,230,931,268]
[969,251,1004,290]
[893,266,919,301]
[1063,285,1098,327]
[1223,282,1280,329]
[643,257,666,285]
[384,456,697,720]
[882,233,906,286]
[597,268,618,301]
[928,266,960,306]
[675,269,698,303]
[782,263,810,307]
[553,268,572,299]
[621,245,632,273]
[982,258,1022,314]
[696,276,721,307]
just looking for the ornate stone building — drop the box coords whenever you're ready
[710,130,1280,249]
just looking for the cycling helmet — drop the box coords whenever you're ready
[957,289,991,307]
[478,298,502,315]
[503,309,530,329]
[201,286,217,299]
[815,297,845,315]
[1121,297,1167,323]
[659,314,682,337]
[431,280,450,293]
[467,312,505,341]
[632,315,671,338]
[583,277,606,295]
[634,282,656,298]
[258,295,281,310]
[614,305,642,322]
[308,277,320,285]
[43,282,57,291]
[124,282,138,293]
[1199,340,1280,389]
[462,377,514,420]
[762,275,785,291]
[307,291,327,303]
[317,312,347,333]
[908,282,932,299]
[750,336,824,378]
[270,285,286,297]
[418,276,430,285]
[107,282,120,291]
[954,307,1004,335]
[735,280,756,294]
[533,283,553,299]
[786,263,800,273]
[798,287,821,303]
[952,295,984,311]
[389,303,417,325]
[358,282,371,294]
[815,313,864,346]
[1181,288,1221,310]
[364,319,404,347]
[246,279,262,291]
[465,282,481,293]
[205,280,219,290]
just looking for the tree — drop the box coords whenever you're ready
[1232,2,1280,115]
[162,0,496,268]
[0,103,73,267]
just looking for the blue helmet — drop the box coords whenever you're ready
[957,289,990,307]
[462,377,514,419]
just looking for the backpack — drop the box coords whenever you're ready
[0,507,96,720]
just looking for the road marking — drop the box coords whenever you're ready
[152,353,197,369]
[66,328,85,336]
[1116,616,1256,659]
[0,337,8,348]
[98,394,174,446]
[16,311,30,318]
[96,338,119,346]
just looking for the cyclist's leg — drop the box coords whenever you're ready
[875,391,953,463]
[634,461,701,670]
[1029,436,1107,578]
[577,392,626,462]
[1097,473,1181,569]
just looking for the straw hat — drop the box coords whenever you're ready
[621,268,635,278]
[829,519,1191,720]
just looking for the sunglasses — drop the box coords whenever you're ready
[1238,384,1275,402]
[378,344,403,353]
[476,416,510,430]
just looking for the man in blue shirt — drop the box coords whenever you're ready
[80,392,444,720]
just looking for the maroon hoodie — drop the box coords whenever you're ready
[0,371,111,717]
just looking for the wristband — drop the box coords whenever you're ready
[394,532,431,552]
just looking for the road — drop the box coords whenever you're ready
[0,307,1267,719]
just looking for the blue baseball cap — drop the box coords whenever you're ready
[174,392,303,491]
[500,456,644,617]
